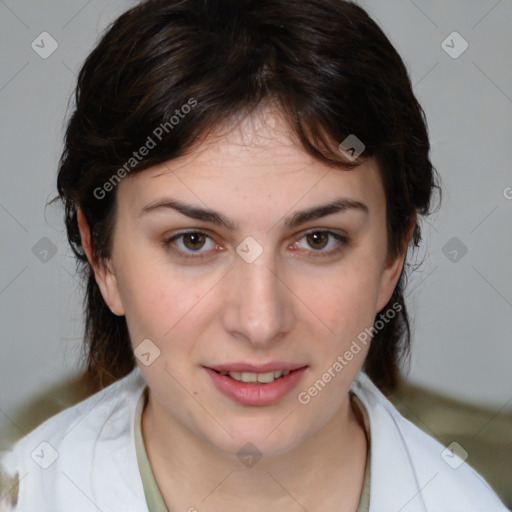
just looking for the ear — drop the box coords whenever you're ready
[77,207,125,316]
[375,213,416,313]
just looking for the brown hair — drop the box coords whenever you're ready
[54,0,440,393]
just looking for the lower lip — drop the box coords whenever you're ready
[203,367,308,406]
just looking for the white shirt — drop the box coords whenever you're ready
[0,367,508,512]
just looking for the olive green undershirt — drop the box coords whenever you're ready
[135,387,371,512]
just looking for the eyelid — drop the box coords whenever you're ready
[294,227,349,242]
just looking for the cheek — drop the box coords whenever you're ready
[307,256,383,340]
[114,248,220,349]
[111,241,187,339]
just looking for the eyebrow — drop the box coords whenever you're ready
[140,196,369,230]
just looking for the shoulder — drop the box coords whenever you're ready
[0,368,148,512]
[351,372,509,512]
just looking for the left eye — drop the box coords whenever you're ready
[291,230,349,257]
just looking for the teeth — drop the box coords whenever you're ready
[220,369,291,383]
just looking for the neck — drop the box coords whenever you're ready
[141,391,368,511]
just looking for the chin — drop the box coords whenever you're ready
[206,417,305,458]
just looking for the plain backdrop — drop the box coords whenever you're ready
[1,0,511,439]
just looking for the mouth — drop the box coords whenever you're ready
[203,364,308,406]
[210,368,296,384]
[205,362,308,383]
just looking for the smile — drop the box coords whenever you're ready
[204,366,308,406]
[215,369,291,383]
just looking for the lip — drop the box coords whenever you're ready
[206,362,307,373]
[203,365,308,406]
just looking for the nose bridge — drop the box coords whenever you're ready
[224,244,294,346]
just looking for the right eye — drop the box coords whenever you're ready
[162,230,219,260]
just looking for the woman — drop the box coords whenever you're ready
[1,0,508,510]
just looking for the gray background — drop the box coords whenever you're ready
[1,0,511,438]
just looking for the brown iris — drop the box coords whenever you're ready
[182,232,207,250]
[306,232,329,250]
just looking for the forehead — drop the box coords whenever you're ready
[117,107,385,219]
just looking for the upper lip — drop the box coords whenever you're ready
[206,362,308,373]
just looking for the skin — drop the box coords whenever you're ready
[78,106,413,511]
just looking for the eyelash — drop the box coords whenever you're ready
[162,229,350,261]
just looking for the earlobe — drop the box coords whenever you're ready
[77,207,93,261]
[77,208,125,316]
[375,251,406,313]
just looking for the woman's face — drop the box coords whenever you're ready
[85,108,406,456]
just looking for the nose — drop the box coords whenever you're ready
[221,249,296,349]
